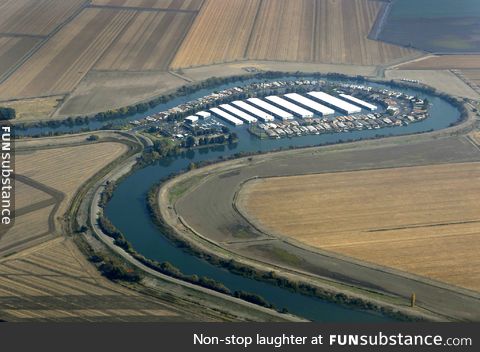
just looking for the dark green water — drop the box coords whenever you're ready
[99,79,460,322]
[377,0,480,52]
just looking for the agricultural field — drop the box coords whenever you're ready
[15,142,127,218]
[172,0,418,69]
[399,55,480,70]
[240,163,480,292]
[170,0,261,68]
[245,0,316,63]
[461,70,480,87]
[95,11,196,71]
[91,0,203,10]
[0,238,185,321]
[0,139,128,257]
[0,36,40,81]
[0,8,136,100]
[0,0,87,36]
[0,96,63,121]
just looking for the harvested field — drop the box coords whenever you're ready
[0,8,136,100]
[170,0,261,68]
[91,0,203,10]
[15,143,127,214]
[385,69,479,100]
[171,0,417,69]
[462,69,480,86]
[239,163,480,291]
[0,238,185,321]
[0,0,87,36]
[312,0,417,65]
[0,96,63,121]
[399,55,480,70]
[95,11,196,71]
[246,0,316,63]
[57,70,184,116]
[0,140,128,256]
[15,181,51,210]
[0,205,55,256]
[0,36,41,80]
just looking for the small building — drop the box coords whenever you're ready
[185,115,199,125]
[196,111,211,119]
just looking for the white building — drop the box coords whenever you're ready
[232,100,275,122]
[308,91,362,114]
[284,93,335,116]
[185,115,199,124]
[339,94,377,111]
[247,98,293,121]
[266,96,314,118]
[219,104,257,124]
[210,108,243,126]
[196,111,211,119]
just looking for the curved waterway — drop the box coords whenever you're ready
[24,77,461,321]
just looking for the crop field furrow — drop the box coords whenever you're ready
[95,10,195,71]
[246,0,315,62]
[170,0,261,68]
[0,0,87,36]
[240,162,480,291]
[0,9,136,99]
[92,0,203,10]
[50,10,136,92]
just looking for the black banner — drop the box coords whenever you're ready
[0,323,476,351]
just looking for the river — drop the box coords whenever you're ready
[21,77,460,321]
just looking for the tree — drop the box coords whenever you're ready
[185,135,196,148]
[0,107,16,120]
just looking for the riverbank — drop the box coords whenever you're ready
[157,134,480,322]
[77,132,304,322]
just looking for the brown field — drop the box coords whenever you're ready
[91,0,203,10]
[0,96,63,121]
[15,143,127,215]
[171,0,417,69]
[0,205,54,256]
[0,238,183,321]
[95,11,196,71]
[385,69,480,100]
[240,163,480,291]
[15,181,51,210]
[399,55,480,70]
[0,36,40,80]
[0,141,128,256]
[170,0,261,68]
[462,69,480,85]
[245,0,316,63]
[0,0,87,36]
[0,8,136,100]
[247,0,417,65]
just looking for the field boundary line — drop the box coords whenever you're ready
[0,0,91,85]
[165,6,201,70]
[89,10,140,72]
